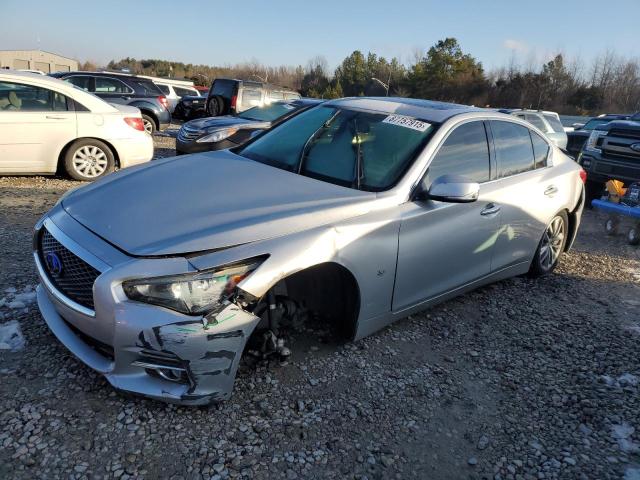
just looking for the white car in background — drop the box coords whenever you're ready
[154,82,202,113]
[0,70,153,181]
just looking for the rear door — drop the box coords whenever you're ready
[487,120,560,270]
[0,80,76,173]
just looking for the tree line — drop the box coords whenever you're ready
[81,38,640,115]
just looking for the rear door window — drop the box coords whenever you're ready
[156,84,170,95]
[491,120,535,177]
[530,131,550,169]
[424,121,491,187]
[130,80,163,96]
[95,77,133,94]
[65,75,92,91]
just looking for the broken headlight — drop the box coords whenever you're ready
[196,128,238,143]
[122,259,262,315]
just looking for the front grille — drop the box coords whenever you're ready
[38,228,100,310]
[609,129,640,140]
[178,126,202,142]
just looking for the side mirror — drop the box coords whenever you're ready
[419,175,480,203]
[572,122,585,129]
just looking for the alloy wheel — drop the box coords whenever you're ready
[142,118,154,134]
[72,145,108,178]
[539,216,565,271]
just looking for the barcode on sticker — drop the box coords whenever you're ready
[382,115,430,132]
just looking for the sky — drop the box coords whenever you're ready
[2,0,639,72]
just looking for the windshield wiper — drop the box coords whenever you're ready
[297,111,340,174]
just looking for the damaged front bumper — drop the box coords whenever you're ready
[34,213,260,406]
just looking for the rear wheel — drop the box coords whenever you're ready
[64,139,115,181]
[207,95,224,116]
[141,114,155,134]
[529,211,568,277]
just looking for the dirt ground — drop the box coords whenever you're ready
[0,135,639,480]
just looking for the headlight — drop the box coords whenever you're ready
[585,129,605,152]
[122,259,263,315]
[196,128,238,143]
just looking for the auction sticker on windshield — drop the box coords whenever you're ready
[382,115,431,132]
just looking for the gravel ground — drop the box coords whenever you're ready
[0,134,639,479]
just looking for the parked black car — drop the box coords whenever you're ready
[566,114,632,157]
[50,71,171,133]
[176,98,323,154]
[578,113,640,203]
[206,78,301,117]
[172,94,207,121]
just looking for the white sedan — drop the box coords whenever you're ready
[0,71,153,181]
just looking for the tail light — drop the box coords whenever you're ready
[124,117,145,132]
[230,95,237,111]
[158,96,169,110]
[579,168,587,184]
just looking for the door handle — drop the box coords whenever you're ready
[46,115,66,120]
[544,185,558,196]
[480,203,501,216]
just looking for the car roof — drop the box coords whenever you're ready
[325,97,482,123]
[0,69,117,112]
[289,98,324,107]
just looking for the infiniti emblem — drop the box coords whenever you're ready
[45,251,63,277]
[631,142,640,153]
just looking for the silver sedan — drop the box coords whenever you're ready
[34,98,586,405]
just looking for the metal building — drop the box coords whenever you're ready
[0,50,78,74]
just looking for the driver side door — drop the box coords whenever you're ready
[393,120,503,311]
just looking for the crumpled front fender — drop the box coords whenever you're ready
[136,304,260,404]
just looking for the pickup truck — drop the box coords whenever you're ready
[578,115,640,203]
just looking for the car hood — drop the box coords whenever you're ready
[61,151,376,256]
[184,115,268,132]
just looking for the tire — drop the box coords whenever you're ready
[64,139,115,181]
[528,211,568,277]
[605,217,618,236]
[207,95,224,116]
[628,226,640,246]
[141,114,156,135]
[207,97,219,116]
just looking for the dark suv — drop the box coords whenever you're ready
[566,114,631,157]
[206,78,300,117]
[578,113,640,202]
[51,71,171,133]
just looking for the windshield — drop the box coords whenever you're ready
[238,102,299,122]
[582,118,616,130]
[239,105,436,191]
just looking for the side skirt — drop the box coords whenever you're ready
[354,262,530,340]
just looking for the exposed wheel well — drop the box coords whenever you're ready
[269,262,361,340]
[58,137,120,173]
[565,186,585,252]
